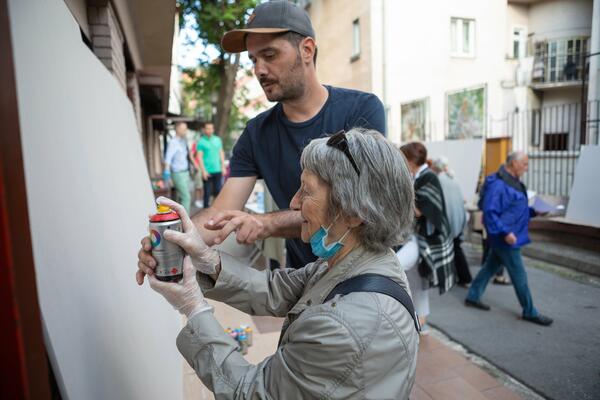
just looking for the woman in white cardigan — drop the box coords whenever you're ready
[396,235,430,333]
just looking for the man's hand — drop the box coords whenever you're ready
[505,232,517,245]
[205,210,270,245]
[202,171,209,181]
[148,256,213,318]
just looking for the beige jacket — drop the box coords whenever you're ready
[176,246,419,399]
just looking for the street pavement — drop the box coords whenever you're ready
[428,242,600,400]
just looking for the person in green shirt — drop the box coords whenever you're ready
[196,122,225,208]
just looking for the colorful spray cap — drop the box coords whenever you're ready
[157,204,171,213]
[150,202,180,222]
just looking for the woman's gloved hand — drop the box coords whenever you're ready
[157,196,220,275]
[148,256,213,318]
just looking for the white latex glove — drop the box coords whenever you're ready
[157,196,220,275]
[148,256,213,318]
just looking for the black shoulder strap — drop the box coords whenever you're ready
[324,274,421,333]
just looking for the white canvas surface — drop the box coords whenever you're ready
[9,1,183,399]
[566,145,600,227]
[425,139,484,203]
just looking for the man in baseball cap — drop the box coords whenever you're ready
[137,0,386,273]
[221,0,315,53]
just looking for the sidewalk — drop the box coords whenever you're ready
[429,242,600,400]
[183,299,524,400]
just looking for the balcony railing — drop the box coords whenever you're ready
[531,37,589,87]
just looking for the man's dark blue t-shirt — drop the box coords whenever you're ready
[230,85,386,268]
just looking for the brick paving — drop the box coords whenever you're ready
[412,335,522,400]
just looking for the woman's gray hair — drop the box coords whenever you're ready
[300,128,414,252]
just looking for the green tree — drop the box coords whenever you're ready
[178,0,258,151]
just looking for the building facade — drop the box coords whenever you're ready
[306,0,599,197]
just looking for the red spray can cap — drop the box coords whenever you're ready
[149,204,180,222]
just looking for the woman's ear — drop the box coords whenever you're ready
[344,214,364,229]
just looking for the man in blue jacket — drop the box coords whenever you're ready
[465,151,553,326]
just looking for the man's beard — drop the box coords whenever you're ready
[261,54,305,102]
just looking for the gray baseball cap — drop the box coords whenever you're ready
[221,1,315,53]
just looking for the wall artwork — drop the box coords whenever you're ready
[401,98,429,142]
[446,85,486,139]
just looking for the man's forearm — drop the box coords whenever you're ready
[198,158,207,175]
[261,209,303,239]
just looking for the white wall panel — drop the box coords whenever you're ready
[566,145,600,227]
[8,0,183,399]
[425,139,484,203]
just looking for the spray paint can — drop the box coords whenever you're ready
[238,334,248,355]
[244,327,253,347]
[149,204,184,282]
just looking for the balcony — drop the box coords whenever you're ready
[530,36,589,90]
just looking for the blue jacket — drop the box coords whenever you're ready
[482,168,535,249]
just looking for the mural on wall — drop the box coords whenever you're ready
[401,98,429,142]
[446,85,486,139]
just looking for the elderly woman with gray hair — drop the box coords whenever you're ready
[137,128,419,399]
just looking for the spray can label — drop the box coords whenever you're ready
[149,205,184,281]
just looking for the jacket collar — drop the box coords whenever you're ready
[498,165,527,194]
[287,246,407,316]
[414,164,429,180]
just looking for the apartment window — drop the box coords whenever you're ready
[512,27,527,59]
[532,37,589,83]
[450,17,475,58]
[351,19,360,61]
[543,132,568,151]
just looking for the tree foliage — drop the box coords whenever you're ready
[177,0,258,151]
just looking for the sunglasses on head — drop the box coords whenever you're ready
[326,130,360,176]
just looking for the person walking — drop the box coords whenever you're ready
[465,151,553,326]
[163,121,192,213]
[190,128,204,209]
[196,122,224,208]
[398,142,455,332]
[432,157,472,286]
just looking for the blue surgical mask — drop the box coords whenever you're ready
[309,219,351,260]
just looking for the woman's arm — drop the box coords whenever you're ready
[177,305,360,399]
[198,252,320,317]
